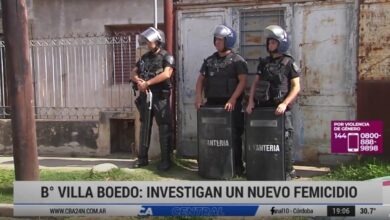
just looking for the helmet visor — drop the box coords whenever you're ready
[214,25,232,38]
[265,25,286,42]
[139,27,161,44]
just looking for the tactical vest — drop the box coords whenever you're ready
[204,52,239,99]
[256,56,291,105]
[139,50,172,92]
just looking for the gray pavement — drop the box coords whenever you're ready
[0,156,136,171]
[0,156,330,176]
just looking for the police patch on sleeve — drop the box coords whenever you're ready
[292,62,301,73]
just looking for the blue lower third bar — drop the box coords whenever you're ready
[139,205,259,216]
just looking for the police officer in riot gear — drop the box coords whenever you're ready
[130,27,175,171]
[246,25,301,180]
[195,24,248,176]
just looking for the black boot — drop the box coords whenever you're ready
[133,158,148,168]
[235,163,245,177]
[133,146,149,168]
[157,157,171,171]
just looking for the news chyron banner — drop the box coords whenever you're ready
[14,181,390,218]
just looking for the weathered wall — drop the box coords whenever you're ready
[29,0,164,38]
[19,0,165,160]
[0,120,12,150]
[0,115,162,159]
[176,0,358,164]
[357,0,390,160]
[36,121,100,156]
[292,1,357,163]
[97,111,161,159]
[358,0,390,80]
[0,119,99,156]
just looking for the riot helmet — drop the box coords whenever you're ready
[265,25,290,53]
[213,24,237,50]
[139,27,166,48]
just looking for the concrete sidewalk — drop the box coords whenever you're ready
[0,156,137,171]
[0,156,331,177]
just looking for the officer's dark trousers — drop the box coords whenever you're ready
[205,98,245,172]
[135,91,172,164]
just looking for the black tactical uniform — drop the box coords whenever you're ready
[256,54,301,176]
[135,49,174,171]
[200,51,248,174]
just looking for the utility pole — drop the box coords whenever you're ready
[164,0,176,147]
[164,0,173,54]
[154,0,158,28]
[2,0,39,180]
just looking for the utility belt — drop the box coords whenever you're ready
[206,98,229,105]
[206,97,244,112]
[140,71,158,81]
[255,98,292,112]
[255,92,284,106]
[140,90,170,99]
[256,100,280,107]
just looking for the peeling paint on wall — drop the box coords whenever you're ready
[358,1,390,80]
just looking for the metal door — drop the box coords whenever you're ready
[176,9,228,157]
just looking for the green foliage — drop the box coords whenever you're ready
[319,158,390,180]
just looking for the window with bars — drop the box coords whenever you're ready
[107,24,163,84]
[111,34,134,84]
[239,9,285,74]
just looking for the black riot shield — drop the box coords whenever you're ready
[245,107,285,180]
[197,106,235,179]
